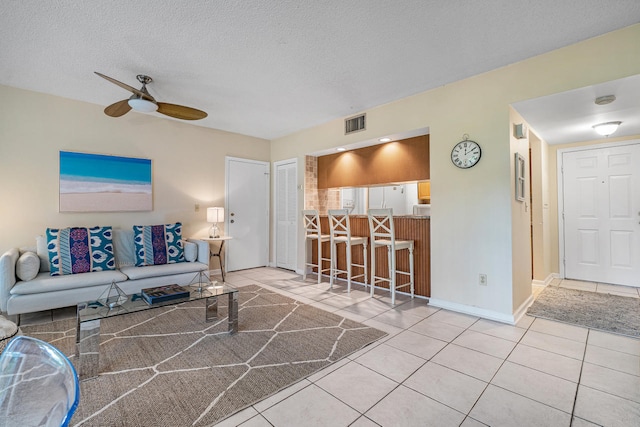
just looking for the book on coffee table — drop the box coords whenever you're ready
[141,284,190,305]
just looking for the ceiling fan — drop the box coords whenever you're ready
[95,72,207,120]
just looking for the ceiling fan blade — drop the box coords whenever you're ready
[95,72,154,101]
[157,102,208,120]
[104,99,132,117]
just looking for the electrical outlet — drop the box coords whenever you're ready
[195,203,200,212]
[479,274,487,286]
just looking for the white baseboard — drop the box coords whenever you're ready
[428,277,545,325]
[512,293,535,325]
[427,298,518,325]
[532,273,557,287]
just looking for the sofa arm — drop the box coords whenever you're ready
[0,248,20,313]
[187,239,210,269]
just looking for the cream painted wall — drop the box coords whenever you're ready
[0,85,270,258]
[270,24,640,320]
[509,107,532,312]
[529,131,552,282]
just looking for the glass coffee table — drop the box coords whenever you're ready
[75,272,238,381]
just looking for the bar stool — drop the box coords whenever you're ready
[302,210,331,283]
[368,208,414,305]
[328,209,368,292]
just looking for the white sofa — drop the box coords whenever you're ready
[0,228,210,322]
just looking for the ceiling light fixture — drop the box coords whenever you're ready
[379,138,392,142]
[592,121,621,136]
[336,147,346,152]
[128,97,158,112]
[594,95,616,105]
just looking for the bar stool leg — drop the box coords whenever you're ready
[330,241,336,288]
[388,246,395,305]
[316,237,323,284]
[346,242,352,293]
[409,245,415,298]
[303,240,308,282]
[370,244,377,297]
[363,241,368,289]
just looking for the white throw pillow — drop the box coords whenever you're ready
[16,251,40,281]
[184,241,197,262]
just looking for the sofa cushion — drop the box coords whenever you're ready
[120,261,206,281]
[114,230,192,266]
[16,251,40,281]
[184,241,197,262]
[46,226,116,276]
[133,223,185,266]
[10,270,127,295]
[36,235,50,272]
[113,229,136,268]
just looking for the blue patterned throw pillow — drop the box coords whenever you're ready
[46,226,116,276]
[133,222,185,266]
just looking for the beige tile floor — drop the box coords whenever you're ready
[21,270,640,427]
[214,270,640,427]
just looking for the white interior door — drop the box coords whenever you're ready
[274,159,297,270]
[225,157,269,271]
[562,142,640,287]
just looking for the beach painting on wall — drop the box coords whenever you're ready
[59,151,152,212]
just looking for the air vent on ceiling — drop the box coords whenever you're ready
[345,113,366,134]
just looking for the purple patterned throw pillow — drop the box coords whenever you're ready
[133,222,185,266]
[46,226,115,276]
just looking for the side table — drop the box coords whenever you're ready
[198,236,233,282]
[0,316,19,353]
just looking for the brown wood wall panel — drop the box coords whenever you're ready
[311,216,430,297]
[317,135,429,189]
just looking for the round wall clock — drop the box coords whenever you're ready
[451,139,481,169]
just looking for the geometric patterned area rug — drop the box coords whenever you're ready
[20,284,387,426]
[527,285,640,338]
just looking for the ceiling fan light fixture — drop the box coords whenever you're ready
[592,121,621,136]
[96,72,207,120]
[128,98,158,113]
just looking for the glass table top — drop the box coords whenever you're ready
[77,272,237,323]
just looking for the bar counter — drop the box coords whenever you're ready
[315,215,430,297]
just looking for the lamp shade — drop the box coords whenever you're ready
[128,98,158,112]
[207,207,224,223]
[592,121,621,136]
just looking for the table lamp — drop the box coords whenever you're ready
[207,207,224,238]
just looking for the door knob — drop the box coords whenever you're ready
[230,213,235,217]
[230,220,235,223]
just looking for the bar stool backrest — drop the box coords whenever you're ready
[328,209,352,240]
[303,210,322,237]
[368,208,395,241]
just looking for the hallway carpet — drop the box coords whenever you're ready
[527,286,640,338]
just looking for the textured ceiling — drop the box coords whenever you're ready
[1,1,640,140]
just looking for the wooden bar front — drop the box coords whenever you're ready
[312,216,430,297]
